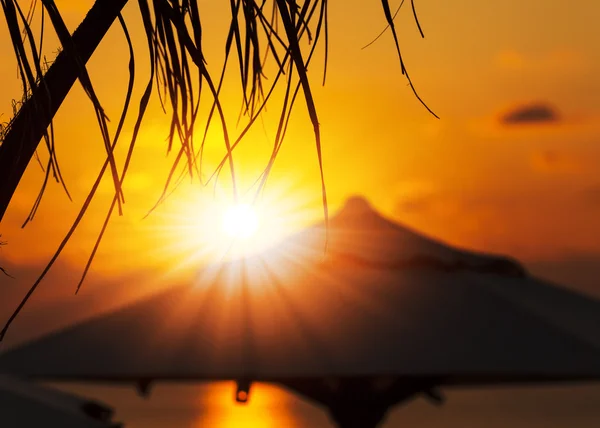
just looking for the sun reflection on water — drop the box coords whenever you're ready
[195,382,300,428]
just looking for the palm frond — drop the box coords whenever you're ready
[0,0,436,340]
[0,235,12,278]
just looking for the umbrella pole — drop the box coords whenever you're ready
[328,403,388,428]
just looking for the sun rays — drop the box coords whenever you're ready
[130,178,321,283]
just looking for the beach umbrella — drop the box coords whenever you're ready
[0,374,122,428]
[1,197,599,428]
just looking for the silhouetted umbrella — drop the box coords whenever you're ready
[1,197,599,428]
[0,374,122,428]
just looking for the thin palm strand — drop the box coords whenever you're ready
[0,0,436,340]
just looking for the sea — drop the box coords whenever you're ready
[53,382,600,427]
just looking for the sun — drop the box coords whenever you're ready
[222,204,259,239]
[143,179,317,272]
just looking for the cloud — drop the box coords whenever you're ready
[494,49,587,75]
[468,107,600,139]
[500,103,560,125]
[393,181,456,216]
[530,150,584,174]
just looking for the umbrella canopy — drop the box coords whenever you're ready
[1,196,599,426]
[0,374,122,428]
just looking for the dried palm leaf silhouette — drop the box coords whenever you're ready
[0,0,435,339]
[0,235,12,277]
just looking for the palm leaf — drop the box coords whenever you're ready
[0,0,436,340]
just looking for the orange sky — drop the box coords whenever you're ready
[1,3,600,427]
[1,0,600,286]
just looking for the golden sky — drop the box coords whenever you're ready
[1,0,600,290]
[1,3,600,426]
